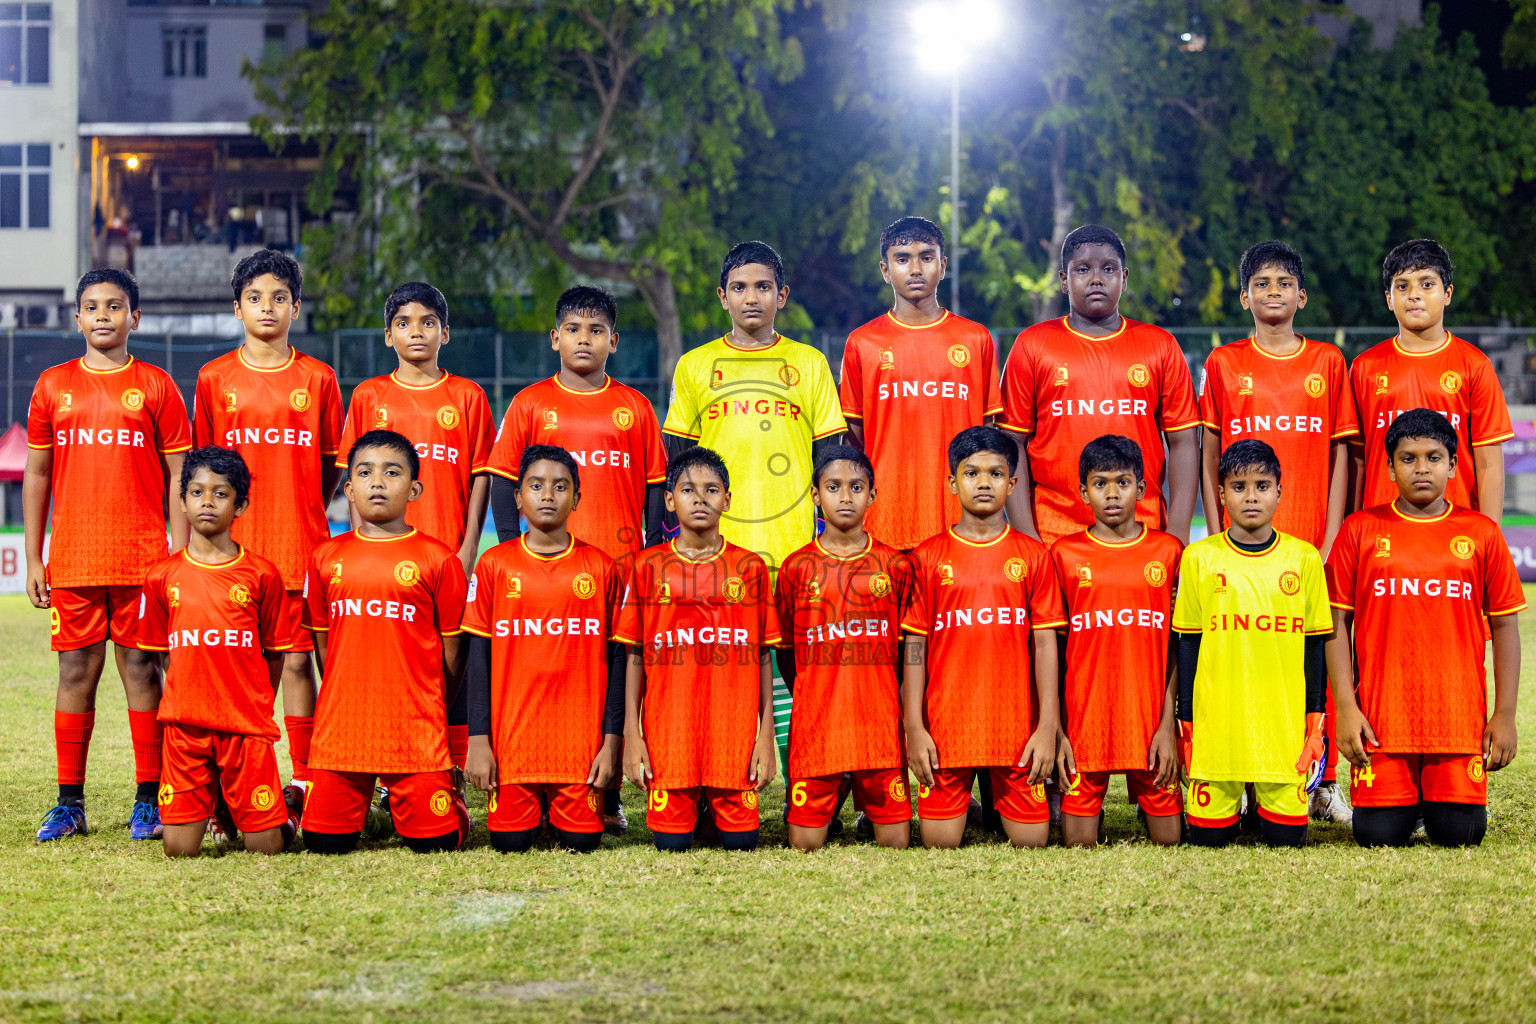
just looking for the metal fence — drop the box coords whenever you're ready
[6,324,1536,425]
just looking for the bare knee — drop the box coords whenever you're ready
[1004,820,1048,849]
[872,823,910,850]
[57,645,106,701]
[1061,813,1100,848]
[787,825,827,852]
[243,827,287,856]
[162,823,205,858]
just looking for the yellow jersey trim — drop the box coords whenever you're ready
[388,370,450,391]
[351,528,419,543]
[1061,316,1128,342]
[520,536,576,562]
[813,535,872,562]
[881,310,951,331]
[1389,501,1454,525]
[552,373,612,396]
[78,355,136,376]
[235,347,299,373]
[181,547,247,571]
[947,527,1010,549]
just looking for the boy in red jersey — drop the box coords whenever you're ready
[193,248,344,798]
[462,445,625,853]
[901,426,1067,849]
[1198,240,1358,824]
[1349,240,1512,518]
[138,447,296,856]
[618,447,780,852]
[1051,435,1182,846]
[27,269,192,842]
[775,445,913,851]
[839,217,1003,550]
[300,430,470,853]
[1000,225,1200,547]
[337,281,495,771]
[1326,410,1523,848]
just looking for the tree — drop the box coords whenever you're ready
[252,0,803,381]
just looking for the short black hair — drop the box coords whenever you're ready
[385,281,449,327]
[1385,408,1458,460]
[947,425,1019,475]
[812,444,875,488]
[1382,239,1453,291]
[347,428,419,480]
[231,247,303,303]
[1239,240,1305,293]
[666,446,730,492]
[518,443,581,492]
[1078,435,1144,485]
[75,268,139,311]
[179,445,251,505]
[878,216,945,262]
[719,241,784,291]
[1061,224,1126,272]
[554,285,617,330]
[1218,438,1281,485]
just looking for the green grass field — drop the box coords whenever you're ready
[2,593,1534,1023]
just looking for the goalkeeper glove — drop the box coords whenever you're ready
[1296,712,1328,793]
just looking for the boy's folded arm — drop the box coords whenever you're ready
[602,641,626,737]
[489,476,521,543]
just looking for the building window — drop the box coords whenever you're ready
[0,143,50,229]
[0,3,50,85]
[162,25,206,78]
[263,23,285,65]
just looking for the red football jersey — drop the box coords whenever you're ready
[838,311,1004,549]
[900,529,1067,767]
[336,371,496,551]
[613,541,780,790]
[1199,338,1358,548]
[138,548,292,740]
[1326,503,1525,753]
[304,529,468,774]
[27,356,192,587]
[773,536,912,778]
[488,375,667,563]
[1349,336,1513,511]
[192,348,345,589]
[999,317,1200,547]
[1050,528,1183,773]
[461,537,623,783]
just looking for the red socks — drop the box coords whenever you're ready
[448,724,469,770]
[125,708,163,784]
[54,710,95,785]
[284,715,313,782]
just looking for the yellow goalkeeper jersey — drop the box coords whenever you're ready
[663,334,845,571]
[1172,530,1331,783]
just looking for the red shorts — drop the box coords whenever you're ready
[158,722,289,832]
[49,585,143,652]
[285,590,314,653]
[1061,770,1183,817]
[645,787,759,835]
[301,768,467,841]
[1349,752,1488,807]
[488,782,602,834]
[786,768,911,828]
[916,766,1049,824]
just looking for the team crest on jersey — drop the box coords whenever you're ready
[373,406,389,429]
[1213,571,1228,594]
[1237,373,1254,396]
[572,572,597,600]
[1374,372,1389,396]
[120,388,145,412]
[777,365,801,387]
[1440,370,1463,395]
[250,784,275,811]
[158,782,174,807]
[947,344,971,368]
[1374,536,1391,558]
[1075,564,1092,587]
[1127,364,1151,388]
[58,390,72,411]
[656,581,672,604]
[888,776,909,803]
[229,583,251,608]
[1052,364,1069,387]
[289,388,312,413]
[1143,561,1167,587]
[505,574,523,598]
[710,368,725,389]
[742,790,759,810]
[586,789,601,812]
[1450,535,1475,560]
[223,390,237,412]
[612,406,634,430]
[1468,756,1486,783]
[1031,783,1047,802]
[542,409,558,430]
[437,405,460,430]
[868,573,892,598]
[879,349,895,370]
[1304,373,1327,398]
[937,561,954,586]
[328,559,343,585]
[1004,557,1027,583]
[804,578,822,602]
[1278,570,1301,596]
[430,790,452,816]
[394,560,420,586]
[723,576,745,603]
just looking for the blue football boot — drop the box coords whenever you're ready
[36,804,88,842]
[130,800,164,840]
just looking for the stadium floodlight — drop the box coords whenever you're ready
[910,0,1004,315]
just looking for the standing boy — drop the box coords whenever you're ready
[139,446,296,857]
[193,248,344,796]
[838,217,1003,550]
[1173,440,1332,848]
[1350,240,1512,517]
[462,445,625,854]
[27,268,191,841]
[662,241,845,572]
[1326,409,1523,848]
[775,445,913,851]
[300,430,470,854]
[1051,435,1183,847]
[1000,225,1200,547]
[618,447,780,852]
[901,426,1066,850]
[1198,240,1358,823]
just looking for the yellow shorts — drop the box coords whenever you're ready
[1184,778,1307,828]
